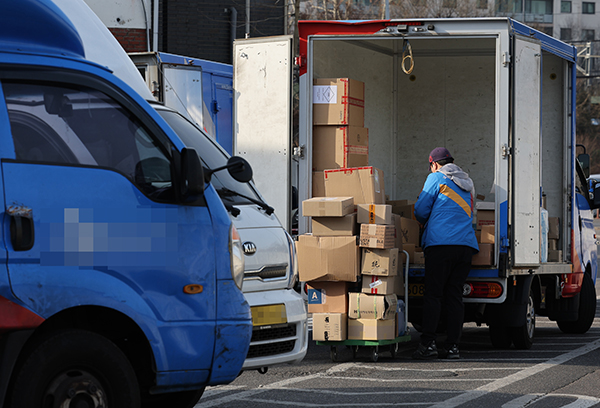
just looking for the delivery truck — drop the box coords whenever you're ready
[234,18,600,349]
[0,0,253,407]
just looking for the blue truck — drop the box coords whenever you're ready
[0,1,252,407]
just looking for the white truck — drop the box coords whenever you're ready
[234,18,600,349]
[55,0,308,371]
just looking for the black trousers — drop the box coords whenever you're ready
[420,245,473,347]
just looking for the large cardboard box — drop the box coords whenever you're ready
[476,202,495,229]
[361,274,404,295]
[357,204,392,225]
[549,217,560,239]
[313,78,364,127]
[480,225,495,244]
[387,199,416,219]
[302,197,354,217]
[472,243,493,266]
[348,293,397,320]
[324,166,385,205]
[400,217,420,246]
[312,214,358,236]
[348,318,396,340]
[297,235,360,282]
[359,224,395,249]
[313,126,369,171]
[307,281,349,313]
[361,248,399,276]
[313,171,325,197]
[313,313,347,341]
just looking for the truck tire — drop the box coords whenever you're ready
[557,272,597,334]
[10,329,140,408]
[488,323,512,349]
[142,388,204,408]
[510,289,535,349]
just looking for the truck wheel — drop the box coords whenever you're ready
[510,290,535,350]
[141,388,205,408]
[488,323,512,349]
[557,272,597,334]
[10,329,140,408]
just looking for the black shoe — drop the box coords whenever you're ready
[412,342,438,360]
[440,344,460,359]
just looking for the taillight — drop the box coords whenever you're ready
[463,282,503,298]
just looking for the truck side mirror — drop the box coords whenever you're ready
[181,147,204,196]
[578,153,590,179]
[226,156,253,183]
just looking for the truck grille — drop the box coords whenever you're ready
[244,264,287,280]
[247,340,296,358]
[251,323,296,342]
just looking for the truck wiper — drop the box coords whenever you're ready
[217,187,275,215]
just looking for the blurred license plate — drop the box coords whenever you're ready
[408,283,425,297]
[251,304,287,326]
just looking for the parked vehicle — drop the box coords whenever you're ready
[0,1,252,407]
[234,18,600,349]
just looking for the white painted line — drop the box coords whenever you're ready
[243,398,431,406]
[501,393,543,407]
[355,365,529,372]
[554,394,600,408]
[310,376,499,383]
[429,338,600,408]
[203,385,247,397]
[269,388,462,396]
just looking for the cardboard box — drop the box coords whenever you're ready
[313,171,325,197]
[307,281,349,313]
[296,235,360,282]
[348,318,396,340]
[302,197,354,217]
[472,243,493,266]
[413,251,425,264]
[391,214,403,250]
[313,78,364,127]
[549,217,560,240]
[400,244,416,265]
[361,248,399,276]
[387,199,416,219]
[361,274,404,295]
[476,202,495,229]
[480,225,495,244]
[400,217,420,246]
[357,204,392,225]
[359,224,395,249]
[548,249,562,262]
[324,166,385,205]
[313,126,369,171]
[348,293,397,320]
[549,238,558,251]
[312,313,347,341]
[312,213,358,236]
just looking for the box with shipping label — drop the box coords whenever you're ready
[312,213,358,236]
[313,171,325,197]
[312,313,347,341]
[359,224,395,249]
[307,281,349,313]
[302,196,354,217]
[313,78,364,127]
[361,274,404,295]
[313,126,369,171]
[480,225,495,244]
[400,244,416,265]
[476,202,495,229]
[348,293,397,320]
[400,217,420,246]
[472,243,493,266]
[387,199,416,219]
[549,217,560,240]
[348,318,396,340]
[397,300,407,337]
[361,248,399,276]
[548,249,562,262]
[357,204,392,225]
[296,235,360,282]
[324,166,385,205]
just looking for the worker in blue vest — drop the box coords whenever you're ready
[412,147,479,360]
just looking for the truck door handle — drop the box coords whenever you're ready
[10,214,35,251]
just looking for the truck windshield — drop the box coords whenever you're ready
[156,108,261,206]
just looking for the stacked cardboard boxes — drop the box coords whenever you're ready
[548,216,562,262]
[473,202,494,266]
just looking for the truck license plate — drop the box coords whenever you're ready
[408,283,425,297]
[251,304,287,326]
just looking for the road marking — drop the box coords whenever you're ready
[430,338,600,408]
[244,397,432,406]
[502,394,600,408]
[203,385,247,398]
[501,393,543,407]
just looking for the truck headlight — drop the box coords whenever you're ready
[285,231,298,290]
[230,225,245,290]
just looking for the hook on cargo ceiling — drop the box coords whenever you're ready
[402,39,414,75]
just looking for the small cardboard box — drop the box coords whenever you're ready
[313,171,325,197]
[480,225,495,244]
[312,313,347,341]
[302,197,354,217]
[313,78,364,127]
[359,224,395,249]
[413,251,425,264]
[476,202,495,229]
[472,243,493,266]
[307,281,349,313]
[400,244,416,265]
[387,199,416,219]
[400,217,420,246]
[357,204,392,225]
[312,213,358,236]
[361,248,399,276]
[361,274,404,295]
[549,217,560,240]
[324,166,385,205]
[348,293,397,320]
[313,126,369,171]
[548,249,562,262]
[296,235,360,282]
[348,318,396,340]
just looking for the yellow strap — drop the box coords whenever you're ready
[439,184,472,217]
